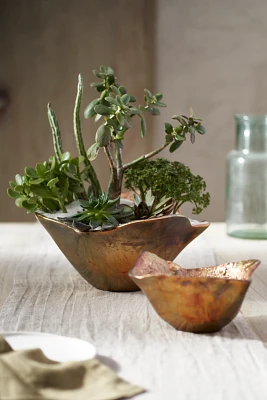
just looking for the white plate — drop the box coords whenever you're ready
[0,331,96,362]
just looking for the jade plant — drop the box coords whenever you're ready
[7,65,210,230]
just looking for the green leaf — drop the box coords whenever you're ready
[155,93,163,101]
[155,101,167,107]
[118,86,127,95]
[105,214,119,226]
[95,124,111,146]
[197,125,206,134]
[9,180,17,188]
[36,163,46,177]
[7,188,20,198]
[71,185,85,194]
[93,69,105,78]
[96,85,105,93]
[111,85,120,95]
[130,95,136,102]
[172,115,187,125]
[175,125,183,134]
[169,140,183,153]
[95,114,102,122]
[29,178,45,185]
[134,192,141,206]
[106,118,117,130]
[94,104,113,116]
[47,177,59,188]
[127,107,141,115]
[68,164,76,174]
[107,75,115,85]
[64,171,80,182]
[87,143,100,161]
[25,167,38,178]
[100,89,108,100]
[124,116,132,129]
[121,94,130,105]
[145,189,154,207]
[144,89,153,99]
[78,155,84,164]
[30,186,55,199]
[164,122,173,134]
[42,198,60,212]
[105,66,114,75]
[21,201,37,213]
[116,112,125,126]
[50,156,56,173]
[140,115,146,138]
[90,82,104,88]
[175,134,185,141]
[61,152,71,161]
[69,158,78,166]
[15,197,29,208]
[165,134,173,144]
[190,132,195,144]
[105,97,120,106]
[14,185,24,193]
[149,107,160,116]
[84,98,99,119]
[100,65,114,75]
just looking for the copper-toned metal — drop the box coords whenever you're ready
[129,251,261,332]
[35,213,209,292]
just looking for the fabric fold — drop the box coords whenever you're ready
[0,337,145,400]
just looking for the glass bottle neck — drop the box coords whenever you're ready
[235,115,267,153]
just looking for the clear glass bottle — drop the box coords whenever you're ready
[226,115,267,239]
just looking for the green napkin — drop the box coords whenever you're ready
[0,336,145,400]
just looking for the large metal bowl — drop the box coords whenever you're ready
[36,214,209,292]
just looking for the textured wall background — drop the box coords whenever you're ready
[153,0,267,221]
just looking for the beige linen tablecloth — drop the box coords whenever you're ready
[0,223,267,399]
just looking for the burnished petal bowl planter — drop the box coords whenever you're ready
[129,251,260,333]
[36,213,209,292]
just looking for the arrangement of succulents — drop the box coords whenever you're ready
[7,65,210,231]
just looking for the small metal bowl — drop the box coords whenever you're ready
[129,251,260,333]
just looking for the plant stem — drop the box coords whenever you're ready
[74,74,102,197]
[47,103,63,163]
[107,167,124,200]
[104,144,116,169]
[123,142,169,171]
[59,201,67,213]
[76,169,88,200]
[107,141,124,199]
[115,141,123,168]
[107,142,170,199]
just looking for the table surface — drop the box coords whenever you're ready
[1,222,267,399]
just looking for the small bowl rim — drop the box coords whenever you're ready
[129,259,261,284]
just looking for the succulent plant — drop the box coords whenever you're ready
[7,64,210,228]
[133,189,174,219]
[59,193,134,231]
[7,153,87,213]
[125,158,210,215]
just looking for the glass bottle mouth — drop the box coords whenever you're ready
[235,114,267,152]
[235,114,267,122]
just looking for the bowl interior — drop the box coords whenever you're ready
[130,251,260,282]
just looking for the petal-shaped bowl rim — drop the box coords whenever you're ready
[129,252,261,284]
[36,213,210,235]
